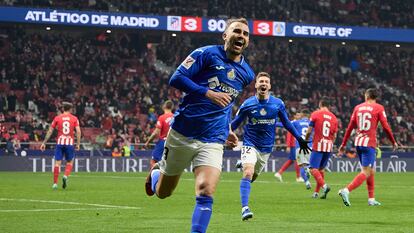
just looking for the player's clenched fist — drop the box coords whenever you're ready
[206,90,232,107]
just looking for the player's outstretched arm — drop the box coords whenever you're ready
[40,126,54,151]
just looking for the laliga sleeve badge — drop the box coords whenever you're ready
[182,56,195,69]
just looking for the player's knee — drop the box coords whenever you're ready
[197,181,216,196]
[361,169,371,177]
[243,169,254,180]
[361,166,373,176]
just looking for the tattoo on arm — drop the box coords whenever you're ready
[43,127,54,144]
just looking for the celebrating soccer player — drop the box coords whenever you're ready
[231,72,311,221]
[338,88,398,206]
[305,97,338,199]
[144,100,174,167]
[40,102,81,190]
[145,18,255,233]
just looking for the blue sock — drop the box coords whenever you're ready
[300,167,309,182]
[191,195,213,233]
[240,178,251,208]
[151,169,160,193]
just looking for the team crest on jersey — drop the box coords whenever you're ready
[260,108,267,116]
[227,69,236,80]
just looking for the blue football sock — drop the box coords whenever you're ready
[240,178,251,208]
[151,169,160,193]
[191,195,213,233]
[300,167,309,182]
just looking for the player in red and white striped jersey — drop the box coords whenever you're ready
[305,97,338,199]
[40,102,81,190]
[145,100,174,167]
[338,88,398,206]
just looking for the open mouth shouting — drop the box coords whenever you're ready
[232,39,245,52]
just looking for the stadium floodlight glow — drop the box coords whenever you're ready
[172,33,177,37]
[106,29,112,33]
[46,27,51,31]
[395,44,400,48]
[341,41,346,45]
[288,39,293,43]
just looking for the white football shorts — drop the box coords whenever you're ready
[296,147,310,165]
[240,146,270,175]
[158,129,224,176]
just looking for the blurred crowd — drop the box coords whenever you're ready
[0,25,412,153]
[1,0,413,28]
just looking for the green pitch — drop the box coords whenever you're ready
[1,172,413,233]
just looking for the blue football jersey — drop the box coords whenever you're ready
[292,118,313,149]
[231,95,292,153]
[169,45,255,143]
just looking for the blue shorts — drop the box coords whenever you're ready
[309,151,331,169]
[152,139,166,162]
[288,147,296,160]
[55,145,75,161]
[356,146,376,167]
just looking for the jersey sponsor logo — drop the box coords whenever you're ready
[181,56,195,69]
[207,77,239,98]
[250,117,275,125]
[260,108,267,116]
[227,68,235,80]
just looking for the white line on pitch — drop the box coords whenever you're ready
[69,174,414,188]
[0,208,116,212]
[0,198,140,209]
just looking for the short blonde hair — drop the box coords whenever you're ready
[255,72,271,81]
[224,18,249,32]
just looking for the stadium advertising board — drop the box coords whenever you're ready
[1,6,414,42]
[1,152,413,172]
[0,6,167,30]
